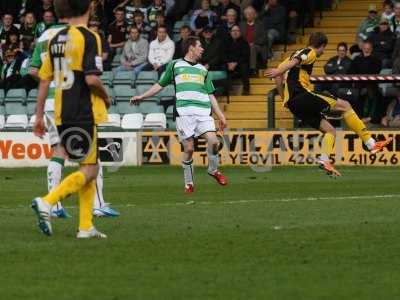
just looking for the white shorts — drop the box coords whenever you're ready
[176,115,216,141]
[44,111,60,146]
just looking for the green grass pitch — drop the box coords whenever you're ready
[1,166,400,299]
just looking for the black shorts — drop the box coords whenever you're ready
[286,91,337,129]
[57,124,98,164]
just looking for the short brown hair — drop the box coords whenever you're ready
[54,0,91,18]
[308,32,328,48]
[182,36,200,55]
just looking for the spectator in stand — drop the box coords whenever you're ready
[391,2,400,37]
[116,0,148,26]
[20,12,37,49]
[114,26,149,75]
[381,89,400,127]
[216,8,238,44]
[393,36,400,70]
[259,0,286,59]
[31,0,55,22]
[35,10,55,38]
[88,19,110,63]
[132,10,152,40]
[226,25,250,95]
[149,10,167,40]
[0,13,20,46]
[2,32,20,54]
[320,42,352,94]
[173,25,191,59]
[144,25,174,75]
[357,4,380,41]
[381,0,395,21]
[200,25,225,70]
[0,47,23,92]
[369,17,395,68]
[147,0,165,29]
[106,7,128,70]
[350,40,382,123]
[239,6,267,75]
[190,0,218,36]
[213,0,241,23]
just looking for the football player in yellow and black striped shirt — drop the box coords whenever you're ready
[31,0,111,238]
[266,32,392,177]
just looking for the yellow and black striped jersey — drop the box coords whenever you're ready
[278,47,317,104]
[39,25,108,125]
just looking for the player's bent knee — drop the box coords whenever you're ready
[336,99,352,112]
[80,164,99,182]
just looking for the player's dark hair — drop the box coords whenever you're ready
[337,42,348,51]
[182,36,200,55]
[54,0,91,18]
[308,32,328,48]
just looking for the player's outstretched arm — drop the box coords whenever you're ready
[34,79,50,138]
[265,58,300,79]
[130,83,163,105]
[210,94,227,132]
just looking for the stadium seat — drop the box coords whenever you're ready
[0,114,4,129]
[5,114,28,129]
[99,113,121,127]
[121,113,144,129]
[142,113,167,129]
[5,89,27,115]
[112,54,122,68]
[113,71,135,87]
[208,71,227,81]
[114,86,140,114]
[105,86,115,103]
[28,115,36,128]
[139,101,164,114]
[136,85,159,102]
[0,89,4,102]
[379,69,394,97]
[158,85,175,103]
[27,89,38,116]
[165,106,176,129]
[135,71,158,85]
[100,71,114,87]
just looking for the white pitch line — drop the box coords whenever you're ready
[1,194,399,211]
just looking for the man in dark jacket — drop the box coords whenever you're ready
[226,25,250,95]
[173,25,191,59]
[259,0,286,58]
[240,5,267,74]
[320,42,352,94]
[369,18,395,68]
[200,26,226,70]
[350,40,383,123]
[216,8,238,44]
[213,0,241,23]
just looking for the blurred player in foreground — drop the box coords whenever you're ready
[31,0,111,238]
[30,8,119,219]
[266,32,392,177]
[131,36,228,193]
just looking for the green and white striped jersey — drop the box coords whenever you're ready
[31,24,66,112]
[158,59,215,116]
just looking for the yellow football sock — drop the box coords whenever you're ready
[343,109,372,143]
[43,171,86,206]
[321,132,335,160]
[78,180,95,231]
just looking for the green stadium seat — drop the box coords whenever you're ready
[105,86,115,104]
[101,71,114,87]
[0,89,4,103]
[136,84,159,102]
[27,89,38,116]
[158,85,175,103]
[112,54,122,68]
[138,101,164,114]
[5,89,27,115]
[208,70,227,81]
[135,71,158,85]
[166,106,175,129]
[114,86,140,114]
[113,71,135,87]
